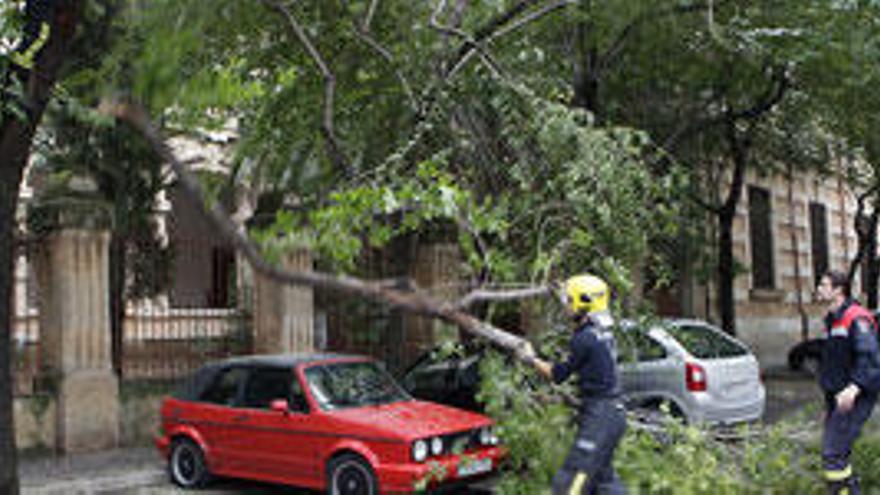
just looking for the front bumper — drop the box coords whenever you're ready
[375,446,505,493]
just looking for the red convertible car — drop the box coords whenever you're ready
[155,353,503,493]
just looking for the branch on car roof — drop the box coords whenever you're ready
[101,98,539,359]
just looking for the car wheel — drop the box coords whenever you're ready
[169,437,211,489]
[328,453,377,495]
[637,399,685,424]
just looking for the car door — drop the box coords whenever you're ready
[230,366,317,484]
[620,328,677,405]
[194,366,251,472]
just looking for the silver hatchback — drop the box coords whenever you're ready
[616,319,765,425]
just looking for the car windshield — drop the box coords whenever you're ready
[665,324,749,359]
[304,361,410,411]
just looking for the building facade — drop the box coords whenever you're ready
[680,165,872,368]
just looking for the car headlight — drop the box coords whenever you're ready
[479,427,491,445]
[412,439,428,462]
[431,436,444,456]
[479,426,499,446]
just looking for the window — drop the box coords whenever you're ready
[201,367,250,406]
[242,368,295,410]
[615,326,666,363]
[210,247,236,308]
[666,324,748,359]
[809,202,829,287]
[748,186,775,289]
[633,333,667,362]
[305,361,409,410]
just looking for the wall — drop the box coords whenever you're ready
[14,382,176,451]
[14,396,56,451]
[693,165,868,368]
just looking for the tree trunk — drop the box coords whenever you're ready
[716,119,750,336]
[717,206,736,336]
[0,2,85,491]
[0,79,39,495]
[0,158,25,495]
[572,12,601,117]
[109,234,126,377]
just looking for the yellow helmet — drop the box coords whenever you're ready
[564,274,609,315]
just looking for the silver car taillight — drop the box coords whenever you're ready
[685,362,707,392]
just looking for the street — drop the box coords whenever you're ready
[20,370,822,494]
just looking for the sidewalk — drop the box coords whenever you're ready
[19,447,166,494]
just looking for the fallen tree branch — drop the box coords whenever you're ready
[100,99,534,356]
[456,285,552,309]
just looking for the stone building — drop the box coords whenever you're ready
[667,164,873,368]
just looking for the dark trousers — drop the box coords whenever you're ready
[822,393,877,495]
[552,399,627,495]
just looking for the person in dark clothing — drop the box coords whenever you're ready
[519,274,627,495]
[816,270,880,495]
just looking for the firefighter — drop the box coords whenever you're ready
[816,270,880,495]
[519,274,627,495]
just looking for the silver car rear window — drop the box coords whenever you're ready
[665,324,748,359]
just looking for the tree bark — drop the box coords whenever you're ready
[572,11,601,117]
[716,118,750,336]
[109,234,126,377]
[0,153,26,495]
[0,2,84,492]
[717,206,736,336]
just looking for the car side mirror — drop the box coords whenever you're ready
[270,399,289,414]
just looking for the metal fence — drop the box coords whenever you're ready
[120,306,252,379]
[9,234,255,395]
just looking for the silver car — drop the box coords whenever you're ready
[617,319,766,424]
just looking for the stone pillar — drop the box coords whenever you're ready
[402,243,462,364]
[37,229,118,453]
[253,248,314,354]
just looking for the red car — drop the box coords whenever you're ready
[155,353,504,493]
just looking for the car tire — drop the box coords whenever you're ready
[637,399,685,424]
[327,453,378,495]
[169,437,211,489]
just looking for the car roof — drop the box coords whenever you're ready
[173,353,368,401]
[215,352,365,369]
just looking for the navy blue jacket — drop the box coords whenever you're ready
[820,299,880,399]
[551,320,619,401]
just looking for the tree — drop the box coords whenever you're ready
[1,2,678,492]
[1,1,93,491]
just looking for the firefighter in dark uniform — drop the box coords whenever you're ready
[817,270,880,495]
[519,274,627,495]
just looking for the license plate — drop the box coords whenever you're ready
[457,458,492,477]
